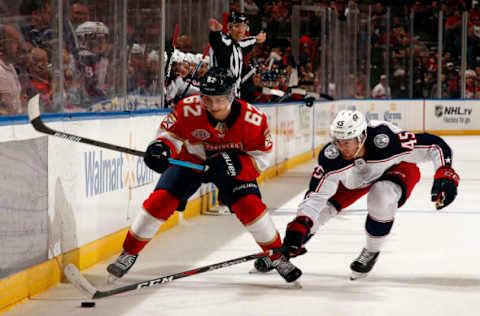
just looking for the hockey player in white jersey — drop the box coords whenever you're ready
[269,109,460,280]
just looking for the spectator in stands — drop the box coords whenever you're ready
[465,69,478,99]
[65,0,90,54]
[145,50,160,95]
[244,0,260,16]
[16,41,37,106]
[29,47,51,96]
[430,73,448,99]
[372,74,391,98]
[127,43,147,94]
[19,0,52,50]
[176,35,193,53]
[444,61,459,98]
[71,0,90,27]
[0,25,23,115]
[75,21,111,103]
[445,10,462,58]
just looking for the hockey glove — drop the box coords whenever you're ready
[431,166,459,210]
[205,151,242,178]
[144,140,172,174]
[303,95,315,108]
[283,216,313,258]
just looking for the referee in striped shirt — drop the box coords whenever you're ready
[208,12,266,98]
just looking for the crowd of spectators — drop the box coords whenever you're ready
[1,0,480,116]
[234,0,480,100]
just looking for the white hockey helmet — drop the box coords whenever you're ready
[75,21,109,55]
[195,53,203,64]
[184,53,195,64]
[330,110,367,142]
[75,21,109,36]
[171,49,184,63]
[147,50,159,63]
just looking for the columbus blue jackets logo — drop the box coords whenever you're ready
[324,144,339,159]
[373,134,390,148]
[191,129,211,140]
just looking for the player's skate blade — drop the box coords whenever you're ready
[350,271,369,281]
[273,256,302,283]
[349,248,379,280]
[107,274,119,284]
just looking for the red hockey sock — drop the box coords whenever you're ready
[123,230,149,255]
[259,232,282,260]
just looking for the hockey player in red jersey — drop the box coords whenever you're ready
[107,67,302,283]
[277,109,460,280]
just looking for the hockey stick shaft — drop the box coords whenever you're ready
[165,24,179,79]
[241,67,256,84]
[65,248,283,299]
[180,43,211,99]
[27,95,205,171]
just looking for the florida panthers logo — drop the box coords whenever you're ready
[191,129,211,141]
[161,112,177,130]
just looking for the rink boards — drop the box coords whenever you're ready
[0,98,479,311]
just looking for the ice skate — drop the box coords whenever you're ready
[250,256,275,274]
[251,255,302,285]
[106,251,138,282]
[350,248,380,280]
[272,255,302,283]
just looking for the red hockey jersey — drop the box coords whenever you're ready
[157,94,273,181]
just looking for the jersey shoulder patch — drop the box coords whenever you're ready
[373,133,390,148]
[317,142,351,173]
[365,123,411,160]
[323,144,340,159]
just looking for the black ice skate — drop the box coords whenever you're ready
[252,255,302,284]
[253,256,275,273]
[272,255,303,283]
[107,251,138,280]
[350,248,380,280]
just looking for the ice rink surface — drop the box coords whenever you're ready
[4,136,479,316]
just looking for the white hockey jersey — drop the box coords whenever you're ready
[298,120,453,222]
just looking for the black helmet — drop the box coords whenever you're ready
[200,67,235,96]
[228,11,248,24]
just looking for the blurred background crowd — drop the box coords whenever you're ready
[0,0,478,115]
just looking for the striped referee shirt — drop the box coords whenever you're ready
[209,31,257,97]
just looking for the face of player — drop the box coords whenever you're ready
[230,22,247,42]
[334,137,364,160]
[202,94,232,120]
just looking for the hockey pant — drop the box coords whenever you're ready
[122,165,281,257]
[308,162,420,252]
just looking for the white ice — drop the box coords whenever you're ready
[4,136,480,316]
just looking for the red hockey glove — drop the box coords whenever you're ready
[283,216,313,258]
[431,166,459,210]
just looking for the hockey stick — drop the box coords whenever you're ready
[27,95,205,172]
[165,24,179,80]
[180,43,211,99]
[277,87,334,103]
[241,66,256,84]
[65,248,284,299]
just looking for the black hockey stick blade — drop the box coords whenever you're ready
[319,93,334,101]
[27,94,145,157]
[65,248,283,299]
